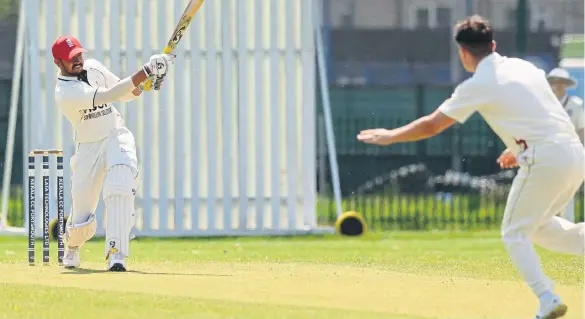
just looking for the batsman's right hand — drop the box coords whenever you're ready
[143,53,176,77]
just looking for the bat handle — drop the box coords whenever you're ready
[143,79,154,91]
[144,79,152,91]
[143,46,173,91]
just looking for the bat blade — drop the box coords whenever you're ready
[163,0,204,53]
[143,0,204,91]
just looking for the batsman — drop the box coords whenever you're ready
[52,35,175,271]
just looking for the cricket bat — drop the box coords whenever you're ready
[143,0,205,91]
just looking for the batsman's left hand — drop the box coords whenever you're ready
[152,75,165,90]
[357,128,393,145]
[143,53,176,77]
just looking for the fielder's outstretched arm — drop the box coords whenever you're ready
[388,109,456,142]
[357,79,488,146]
[357,109,456,145]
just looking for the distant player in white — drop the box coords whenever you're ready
[546,67,583,222]
[52,35,175,271]
[357,16,583,319]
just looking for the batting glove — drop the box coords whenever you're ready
[143,53,176,77]
[153,75,166,90]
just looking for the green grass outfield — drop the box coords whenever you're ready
[0,232,583,319]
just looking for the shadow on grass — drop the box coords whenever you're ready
[61,268,232,277]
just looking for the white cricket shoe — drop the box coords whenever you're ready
[534,293,567,319]
[63,246,80,269]
[107,252,127,272]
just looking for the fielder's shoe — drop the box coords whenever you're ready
[63,246,80,269]
[534,292,567,319]
[107,252,127,272]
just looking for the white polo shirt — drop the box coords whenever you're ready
[54,59,125,144]
[560,95,584,132]
[438,52,579,155]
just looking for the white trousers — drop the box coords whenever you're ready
[501,140,584,297]
[69,128,139,225]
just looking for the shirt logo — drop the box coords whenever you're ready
[65,39,74,48]
[79,105,112,121]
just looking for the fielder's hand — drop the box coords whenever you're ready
[357,128,393,145]
[143,53,176,77]
[496,148,518,169]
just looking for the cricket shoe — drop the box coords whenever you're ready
[534,293,567,319]
[107,251,127,272]
[63,246,80,269]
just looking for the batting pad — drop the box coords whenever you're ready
[102,165,137,198]
[105,196,134,258]
[65,213,97,248]
[103,165,136,258]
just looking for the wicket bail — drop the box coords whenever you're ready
[27,149,65,266]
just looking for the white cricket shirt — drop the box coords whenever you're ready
[560,95,584,132]
[438,52,579,155]
[54,59,126,144]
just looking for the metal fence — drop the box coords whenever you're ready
[316,143,585,230]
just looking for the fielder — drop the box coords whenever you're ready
[357,16,583,319]
[546,67,583,222]
[52,35,175,271]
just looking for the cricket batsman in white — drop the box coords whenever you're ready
[546,67,583,222]
[357,16,583,319]
[52,35,176,271]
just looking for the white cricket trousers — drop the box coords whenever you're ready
[69,128,139,225]
[501,139,584,297]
